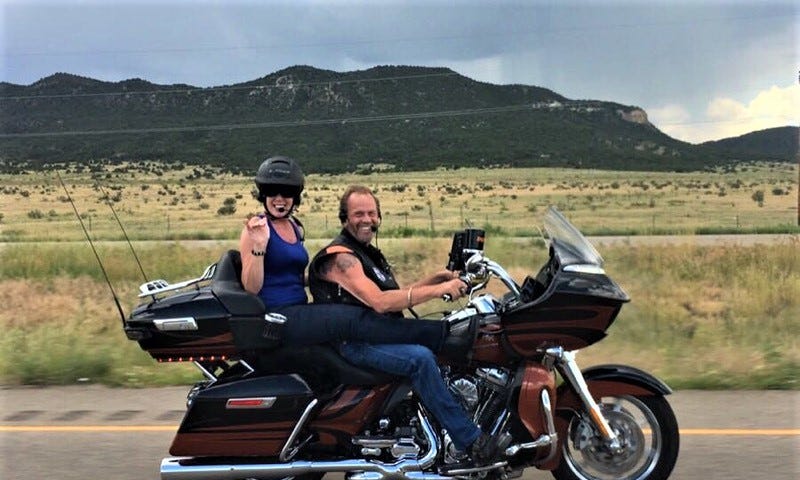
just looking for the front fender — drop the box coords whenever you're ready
[538,364,671,471]
[556,364,671,410]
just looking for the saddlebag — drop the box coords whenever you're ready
[170,374,314,457]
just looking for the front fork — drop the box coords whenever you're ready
[546,347,622,453]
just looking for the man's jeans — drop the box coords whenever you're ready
[275,304,446,352]
[338,342,480,451]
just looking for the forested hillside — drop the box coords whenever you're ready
[1,66,795,174]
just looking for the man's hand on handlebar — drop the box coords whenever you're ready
[441,276,471,302]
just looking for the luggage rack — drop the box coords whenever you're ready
[138,263,217,298]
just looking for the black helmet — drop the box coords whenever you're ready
[254,156,304,204]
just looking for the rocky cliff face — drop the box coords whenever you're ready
[618,108,650,125]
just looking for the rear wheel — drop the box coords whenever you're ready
[552,395,679,480]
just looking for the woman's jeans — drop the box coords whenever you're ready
[276,303,447,352]
[338,342,480,451]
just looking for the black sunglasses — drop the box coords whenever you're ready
[261,184,300,198]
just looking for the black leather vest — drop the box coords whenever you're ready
[309,229,400,314]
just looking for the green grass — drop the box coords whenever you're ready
[1,239,797,389]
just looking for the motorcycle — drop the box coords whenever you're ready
[124,206,679,480]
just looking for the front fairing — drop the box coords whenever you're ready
[500,207,629,353]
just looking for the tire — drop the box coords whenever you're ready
[552,395,679,480]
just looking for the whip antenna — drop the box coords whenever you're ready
[57,171,127,325]
[97,184,148,283]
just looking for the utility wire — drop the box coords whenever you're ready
[0,104,538,138]
[0,102,788,139]
[0,71,461,101]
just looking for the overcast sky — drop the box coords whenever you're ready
[1,0,797,144]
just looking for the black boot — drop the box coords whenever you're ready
[470,432,501,466]
[439,316,478,360]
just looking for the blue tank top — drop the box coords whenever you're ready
[257,220,309,308]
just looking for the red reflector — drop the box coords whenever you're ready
[226,397,276,409]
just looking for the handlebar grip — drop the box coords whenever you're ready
[442,277,471,302]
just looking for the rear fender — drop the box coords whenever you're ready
[538,364,671,471]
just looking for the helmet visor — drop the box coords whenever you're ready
[260,184,302,198]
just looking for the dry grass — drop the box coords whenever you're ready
[1,163,797,387]
[2,162,796,242]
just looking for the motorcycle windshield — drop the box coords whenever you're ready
[543,207,604,267]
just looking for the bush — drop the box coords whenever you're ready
[217,198,237,215]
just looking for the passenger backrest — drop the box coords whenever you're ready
[211,250,265,316]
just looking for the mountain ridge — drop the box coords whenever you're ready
[0,66,795,174]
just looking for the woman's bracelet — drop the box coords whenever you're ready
[406,287,414,308]
[251,249,266,256]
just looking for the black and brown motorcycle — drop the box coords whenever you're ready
[124,206,679,480]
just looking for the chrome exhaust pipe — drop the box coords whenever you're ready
[161,411,440,480]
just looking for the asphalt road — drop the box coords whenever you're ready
[1,386,797,480]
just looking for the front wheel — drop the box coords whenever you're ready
[552,395,679,480]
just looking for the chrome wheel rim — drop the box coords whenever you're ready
[563,396,662,480]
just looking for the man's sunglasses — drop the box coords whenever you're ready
[261,184,301,198]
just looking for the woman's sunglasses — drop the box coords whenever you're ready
[261,185,301,198]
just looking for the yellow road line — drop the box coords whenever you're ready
[0,425,176,432]
[0,426,798,435]
[679,428,800,436]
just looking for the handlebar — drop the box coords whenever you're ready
[441,277,472,302]
[442,252,522,302]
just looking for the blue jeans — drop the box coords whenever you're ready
[338,342,480,451]
[275,304,446,352]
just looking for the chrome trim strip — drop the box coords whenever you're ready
[161,409,441,480]
[279,399,318,462]
[238,359,255,374]
[441,461,508,476]
[138,263,216,298]
[192,361,217,383]
[153,317,198,331]
[563,264,605,275]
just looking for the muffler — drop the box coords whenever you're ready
[161,412,444,480]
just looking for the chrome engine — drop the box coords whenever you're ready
[347,367,514,465]
[442,367,513,463]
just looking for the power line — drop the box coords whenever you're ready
[0,71,460,101]
[1,101,790,139]
[0,104,536,139]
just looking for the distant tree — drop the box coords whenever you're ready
[751,190,765,207]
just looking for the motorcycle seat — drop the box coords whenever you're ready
[248,344,399,388]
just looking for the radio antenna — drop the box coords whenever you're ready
[97,184,148,284]
[57,171,127,325]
